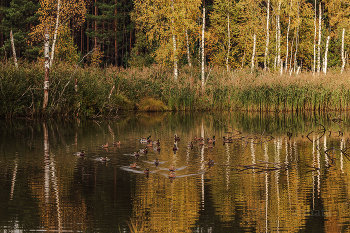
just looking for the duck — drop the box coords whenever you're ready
[169,165,176,171]
[199,139,204,146]
[155,146,161,151]
[130,162,137,169]
[169,171,176,178]
[208,143,213,149]
[134,152,140,158]
[76,150,85,157]
[102,142,109,148]
[100,157,108,162]
[140,148,148,154]
[223,136,233,143]
[188,142,194,149]
[154,159,160,166]
[139,136,150,143]
[143,168,150,175]
[208,159,214,165]
[174,134,180,141]
[113,141,121,146]
[194,136,203,141]
[173,144,178,151]
[207,136,216,144]
[152,139,160,145]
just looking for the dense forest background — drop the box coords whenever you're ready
[0,0,349,71]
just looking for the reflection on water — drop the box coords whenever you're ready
[1,112,350,232]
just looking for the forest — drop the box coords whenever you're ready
[1,0,349,71]
[1,0,350,117]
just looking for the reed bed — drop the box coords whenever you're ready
[1,60,350,117]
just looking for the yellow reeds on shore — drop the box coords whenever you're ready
[1,61,350,117]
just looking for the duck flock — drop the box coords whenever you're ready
[76,134,224,179]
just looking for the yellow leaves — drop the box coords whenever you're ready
[133,0,201,66]
[90,47,104,67]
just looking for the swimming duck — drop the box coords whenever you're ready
[169,165,176,171]
[169,171,176,178]
[130,162,137,169]
[208,159,214,165]
[139,136,150,143]
[199,139,204,146]
[134,152,140,158]
[100,157,108,162]
[207,136,216,144]
[113,141,121,146]
[223,137,233,143]
[152,139,160,145]
[76,150,85,157]
[174,135,180,141]
[173,144,178,151]
[140,148,148,154]
[188,142,194,148]
[154,159,160,166]
[102,142,109,148]
[144,168,150,174]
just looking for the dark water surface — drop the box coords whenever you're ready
[1,112,350,232]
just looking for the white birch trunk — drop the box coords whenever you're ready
[201,7,205,91]
[317,3,322,74]
[264,0,270,71]
[313,0,317,74]
[43,27,50,110]
[323,35,330,74]
[276,0,281,69]
[341,28,346,74]
[226,12,231,72]
[171,0,178,81]
[185,29,191,67]
[285,0,292,73]
[49,0,61,68]
[10,30,18,69]
[293,2,300,72]
[251,33,256,74]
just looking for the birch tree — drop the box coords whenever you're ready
[317,2,322,74]
[201,7,205,91]
[264,0,270,71]
[30,0,86,66]
[133,0,200,76]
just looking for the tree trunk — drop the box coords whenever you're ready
[171,0,178,81]
[293,1,300,72]
[317,3,322,74]
[115,0,118,66]
[264,0,270,71]
[323,35,330,74]
[251,33,256,74]
[341,28,345,74]
[10,30,18,69]
[186,29,191,67]
[285,0,292,73]
[275,0,281,70]
[313,0,317,74]
[50,0,61,68]
[226,12,230,72]
[95,0,98,48]
[43,27,50,110]
[201,7,206,91]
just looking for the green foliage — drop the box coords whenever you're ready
[0,0,40,61]
[3,61,350,117]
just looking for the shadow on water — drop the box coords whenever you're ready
[0,111,350,232]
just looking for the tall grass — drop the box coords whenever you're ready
[1,60,350,117]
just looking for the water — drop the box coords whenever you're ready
[1,112,350,232]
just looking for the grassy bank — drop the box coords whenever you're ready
[1,61,350,117]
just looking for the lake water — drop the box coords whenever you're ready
[1,112,350,232]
